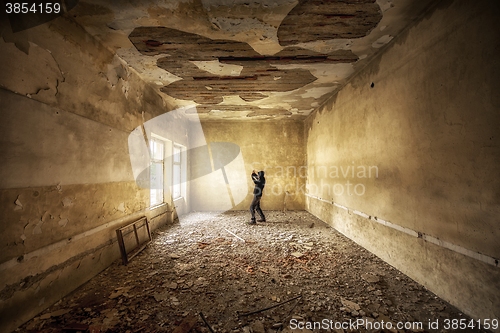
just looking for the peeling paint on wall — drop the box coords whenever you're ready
[14,196,23,211]
[58,219,69,227]
[117,202,125,213]
[61,197,73,207]
[32,220,43,235]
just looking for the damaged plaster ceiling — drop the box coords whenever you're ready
[72,0,435,120]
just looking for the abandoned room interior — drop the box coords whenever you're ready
[0,0,499,332]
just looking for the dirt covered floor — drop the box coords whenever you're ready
[18,211,487,333]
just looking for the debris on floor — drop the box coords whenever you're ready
[18,211,485,333]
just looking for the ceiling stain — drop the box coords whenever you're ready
[277,0,382,46]
[129,26,359,116]
[67,0,436,120]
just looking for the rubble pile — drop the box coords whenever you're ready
[20,211,479,333]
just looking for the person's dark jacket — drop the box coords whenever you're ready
[252,171,266,197]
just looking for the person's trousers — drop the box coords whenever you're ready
[250,195,265,220]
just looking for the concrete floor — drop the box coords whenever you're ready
[17,211,485,333]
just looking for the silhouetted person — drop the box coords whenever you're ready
[249,170,266,224]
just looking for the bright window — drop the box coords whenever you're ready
[172,145,182,199]
[150,138,164,206]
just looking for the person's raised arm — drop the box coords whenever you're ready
[251,170,259,183]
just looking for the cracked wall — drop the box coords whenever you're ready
[305,0,500,323]
[0,14,180,333]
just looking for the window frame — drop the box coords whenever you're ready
[149,137,165,207]
[172,144,183,200]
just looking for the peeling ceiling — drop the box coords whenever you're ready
[72,0,435,120]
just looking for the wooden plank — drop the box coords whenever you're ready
[116,217,151,265]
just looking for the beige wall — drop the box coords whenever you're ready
[305,0,499,323]
[0,16,179,332]
[191,121,306,212]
